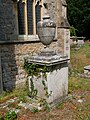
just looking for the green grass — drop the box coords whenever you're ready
[69,76,90,93]
[0,87,27,103]
[56,102,64,109]
[70,43,90,73]
[69,43,90,93]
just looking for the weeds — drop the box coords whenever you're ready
[56,102,64,109]
[5,111,17,120]
[32,108,39,113]
[0,88,27,103]
[0,111,17,120]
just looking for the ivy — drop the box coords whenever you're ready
[23,59,51,99]
[5,111,17,120]
[28,78,38,98]
[24,59,49,77]
[42,80,52,98]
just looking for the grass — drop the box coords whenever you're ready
[69,76,90,93]
[70,43,90,73]
[0,87,27,103]
[69,43,90,93]
[68,43,90,120]
[56,102,64,109]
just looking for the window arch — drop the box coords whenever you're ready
[36,1,41,34]
[17,0,43,36]
[27,0,33,35]
[18,0,25,35]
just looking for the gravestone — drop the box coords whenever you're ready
[28,55,69,104]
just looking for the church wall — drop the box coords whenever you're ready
[0,40,60,90]
[0,0,18,41]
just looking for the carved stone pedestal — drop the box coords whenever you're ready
[28,55,69,104]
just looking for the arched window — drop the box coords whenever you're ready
[27,0,33,35]
[36,1,41,34]
[17,0,43,36]
[18,0,25,35]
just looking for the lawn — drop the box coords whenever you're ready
[0,42,90,120]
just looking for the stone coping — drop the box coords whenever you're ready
[28,55,69,66]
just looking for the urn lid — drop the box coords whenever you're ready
[37,15,56,28]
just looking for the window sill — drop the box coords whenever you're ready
[18,35,40,41]
[0,35,57,45]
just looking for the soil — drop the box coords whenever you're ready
[0,90,90,120]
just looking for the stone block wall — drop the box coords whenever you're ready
[0,0,17,41]
[0,40,59,90]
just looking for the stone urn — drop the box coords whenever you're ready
[37,15,56,47]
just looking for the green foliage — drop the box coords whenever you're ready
[5,111,17,120]
[70,26,77,36]
[43,101,51,112]
[32,108,39,113]
[67,0,90,39]
[28,78,38,98]
[15,105,21,109]
[24,59,50,99]
[42,80,52,98]
[23,59,49,77]
[56,102,64,109]
[18,94,27,102]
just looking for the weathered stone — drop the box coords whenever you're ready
[0,0,17,41]
[28,57,68,104]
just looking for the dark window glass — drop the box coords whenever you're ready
[36,2,41,34]
[18,0,25,35]
[27,0,33,35]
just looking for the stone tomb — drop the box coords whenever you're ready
[28,55,69,104]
